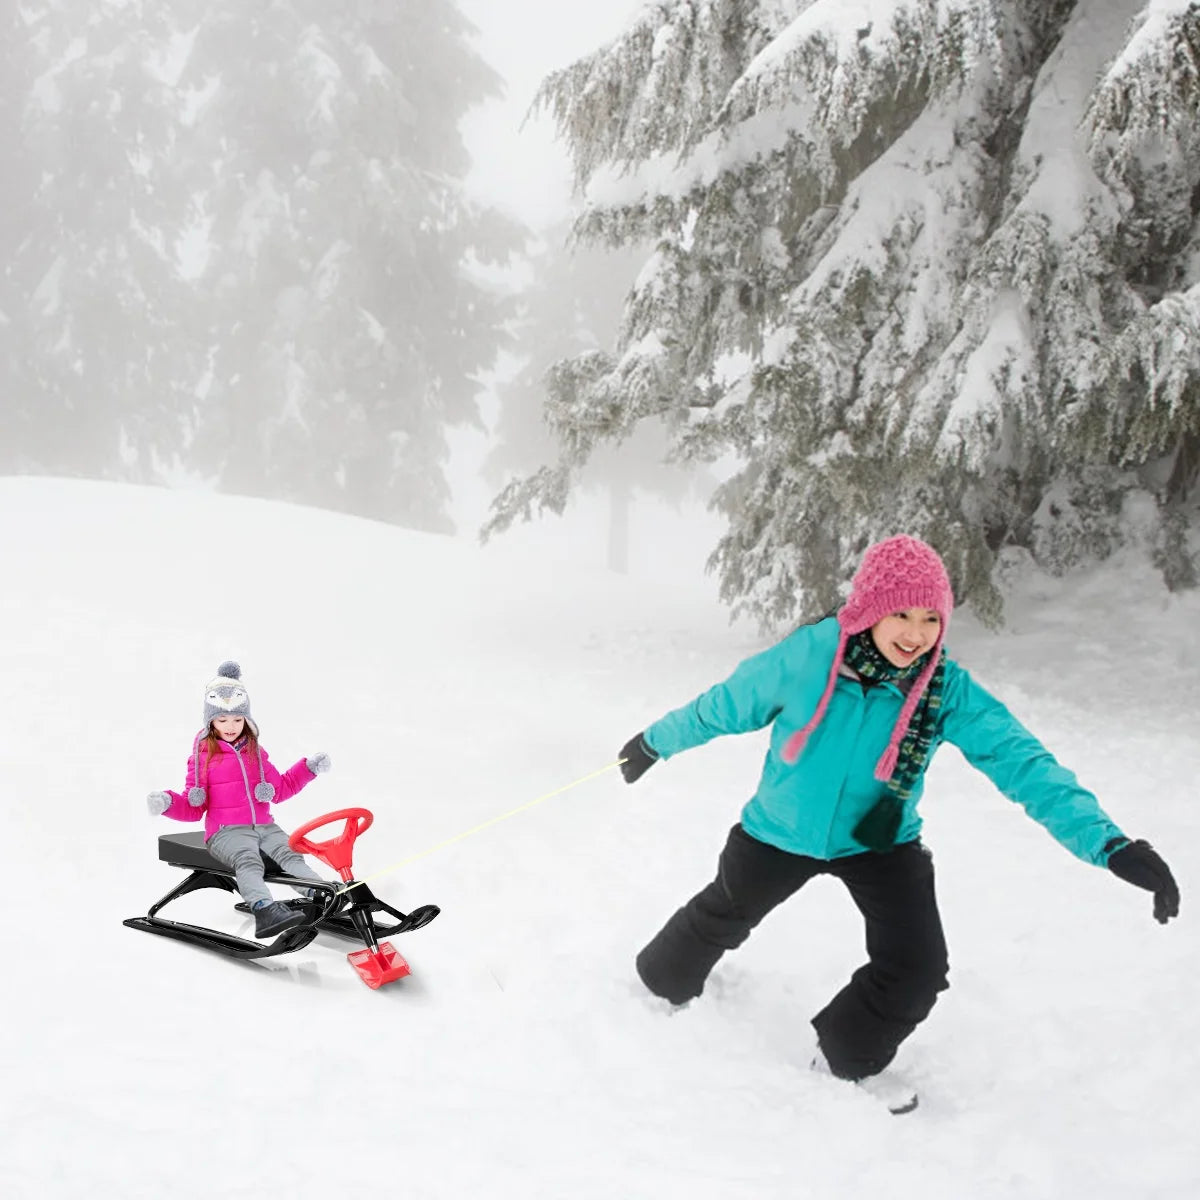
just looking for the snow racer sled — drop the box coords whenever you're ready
[124,807,439,989]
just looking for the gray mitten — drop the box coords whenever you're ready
[306,752,331,775]
[187,786,207,807]
[147,791,171,816]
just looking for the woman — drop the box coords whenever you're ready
[618,535,1178,1112]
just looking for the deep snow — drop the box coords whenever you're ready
[1,477,1196,1199]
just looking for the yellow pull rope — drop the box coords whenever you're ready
[336,758,625,894]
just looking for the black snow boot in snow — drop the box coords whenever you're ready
[811,1049,918,1115]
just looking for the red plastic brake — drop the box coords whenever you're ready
[347,943,410,989]
[288,807,373,880]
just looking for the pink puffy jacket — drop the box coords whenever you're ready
[161,735,317,840]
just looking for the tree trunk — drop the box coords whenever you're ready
[607,480,631,574]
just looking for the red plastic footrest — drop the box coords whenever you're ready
[347,942,410,989]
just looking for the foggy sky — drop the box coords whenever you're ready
[458,0,641,228]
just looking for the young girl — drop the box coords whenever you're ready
[147,660,334,939]
[618,535,1179,1113]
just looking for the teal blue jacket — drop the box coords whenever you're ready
[643,618,1125,866]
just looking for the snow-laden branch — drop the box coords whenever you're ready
[535,0,808,186]
[1084,1,1200,247]
[563,0,1004,221]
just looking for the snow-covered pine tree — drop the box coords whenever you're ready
[0,0,36,460]
[177,0,522,530]
[490,0,1200,626]
[3,0,521,533]
[2,0,202,479]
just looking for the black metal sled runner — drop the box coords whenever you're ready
[124,807,439,988]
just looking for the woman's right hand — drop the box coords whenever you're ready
[146,791,171,817]
[618,733,659,784]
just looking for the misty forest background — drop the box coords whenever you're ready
[3,0,1199,628]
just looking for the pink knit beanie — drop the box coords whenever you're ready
[781,535,954,779]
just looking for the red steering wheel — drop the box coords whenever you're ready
[288,807,374,875]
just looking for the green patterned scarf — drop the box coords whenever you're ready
[843,631,946,850]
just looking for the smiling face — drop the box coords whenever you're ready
[212,715,246,742]
[870,608,941,668]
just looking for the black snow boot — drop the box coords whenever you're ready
[253,900,308,939]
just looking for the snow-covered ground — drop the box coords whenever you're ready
[1,476,1196,1199]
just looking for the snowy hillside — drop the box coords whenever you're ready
[1,477,1196,1199]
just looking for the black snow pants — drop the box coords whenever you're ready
[635,823,950,1080]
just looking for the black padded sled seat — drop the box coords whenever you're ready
[158,831,286,876]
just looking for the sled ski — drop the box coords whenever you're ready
[234,884,439,940]
[123,860,325,960]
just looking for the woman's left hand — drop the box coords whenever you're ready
[306,752,332,775]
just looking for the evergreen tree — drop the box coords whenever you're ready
[1,0,198,477]
[490,0,1200,626]
[0,0,34,459]
[2,0,521,533]
[177,0,521,529]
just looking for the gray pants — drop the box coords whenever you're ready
[207,823,323,908]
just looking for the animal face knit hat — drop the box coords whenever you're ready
[204,659,256,733]
[186,660,275,807]
[780,535,955,780]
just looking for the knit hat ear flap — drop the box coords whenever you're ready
[872,634,944,781]
[781,627,849,765]
[187,730,207,807]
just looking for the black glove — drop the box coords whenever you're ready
[618,733,658,784]
[1107,839,1180,925]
